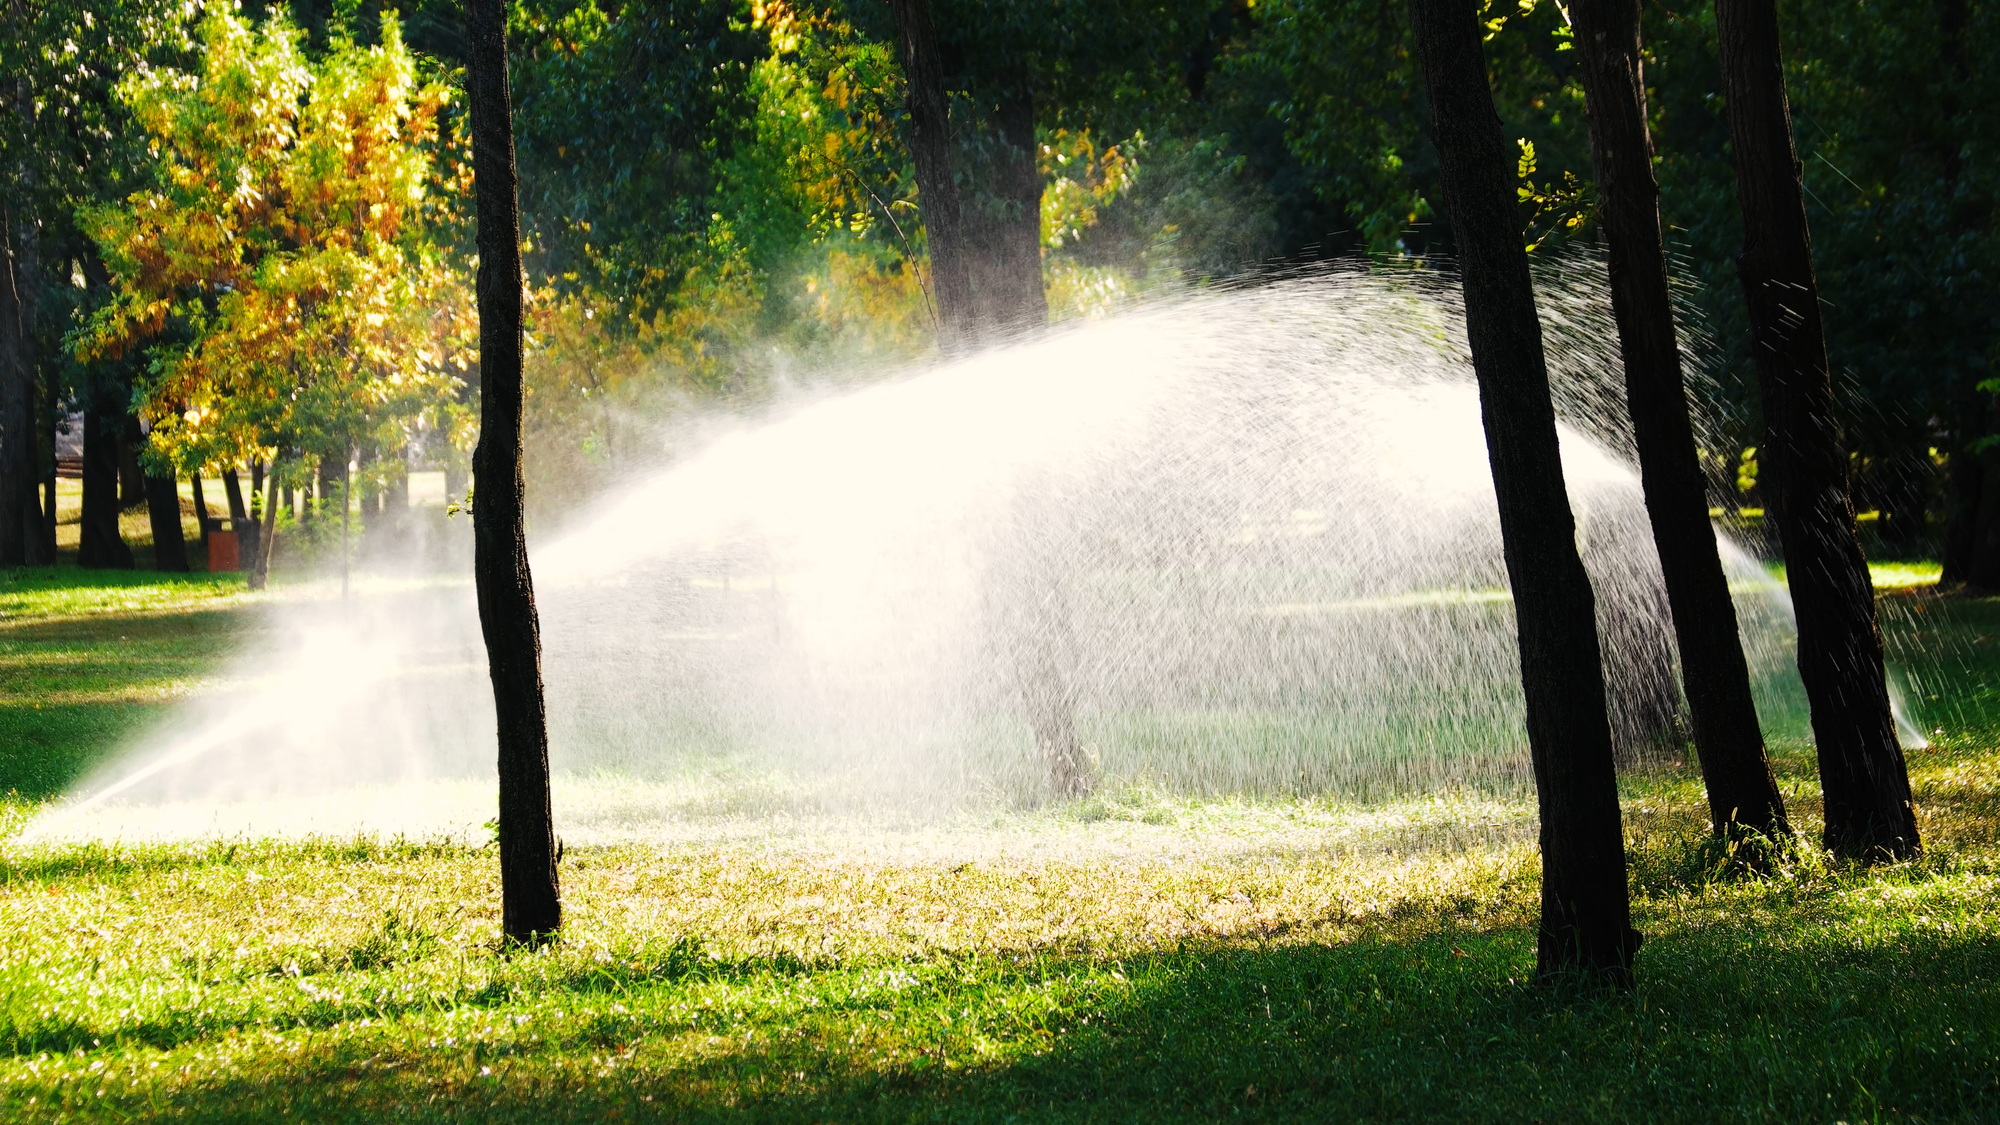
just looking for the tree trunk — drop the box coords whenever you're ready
[1715,0,1918,862]
[1935,0,1984,588]
[963,85,1048,337]
[0,200,33,567]
[248,467,279,590]
[222,468,259,576]
[191,471,211,555]
[35,353,55,564]
[889,0,979,352]
[145,470,189,572]
[467,0,561,943]
[1410,0,1639,983]
[118,415,145,507]
[78,394,132,568]
[1571,0,1789,844]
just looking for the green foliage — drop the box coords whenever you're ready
[508,0,765,315]
[76,5,473,488]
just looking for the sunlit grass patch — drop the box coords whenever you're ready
[0,567,259,624]
[3,567,2000,1120]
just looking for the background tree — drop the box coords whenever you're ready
[1714,0,1919,862]
[1411,0,1638,982]
[78,7,469,587]
[467,0,562,943]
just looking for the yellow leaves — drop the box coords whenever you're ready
[1040,130,1135,251]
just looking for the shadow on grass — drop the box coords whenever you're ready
[47,918,2000,1124]
[0,607,251,800]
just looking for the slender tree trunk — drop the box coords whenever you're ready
[222,468,258,577]
[0,201,31,567]
[34,354,54,563]
[1410,0,1639,983]
[1571,0,1788,844]
[248,467,279,590]
[1715,0,1918,862]
[467,0,561,942]
[78,394,132,568]
[144,469,189,572]
[889,0,978,351]
[191,471,211,558]
[1935,0,1984,587]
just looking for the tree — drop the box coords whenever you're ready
[888,0,977,350]
[79,7,470,589]
[1570,0,1788,846]
[1714,0,1918,862]
[466,0,561,943]
[1409,0,1639,982]
[144,465,189,571]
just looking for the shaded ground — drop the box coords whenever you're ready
[1,566,1998,1122]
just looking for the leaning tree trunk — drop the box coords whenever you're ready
[1571,0,1788,844]
[889,0,978,352]
[1410,0,1640,983]
[1715,0,1918,862]
[467,0,561,942]
[78,393,132,568]
[144,469,189,572]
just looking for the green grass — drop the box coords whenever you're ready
[0,568,263,800]
[5,567,2000,1121]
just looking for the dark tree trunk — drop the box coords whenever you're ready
[1935,0,1985,588]
[1571,0,1789,844]
[118,416,145,507]
[0,201,34,567]
[1410,0,1639,983]
[467,0,561,943]
[78,395,132,568]
[963,85,1048,336]
[1715,0,1918,862]
[222,468,259,576]
[191,471,211,554]
[247,467,278,590]
[145,470,189,572]
[35,356,54,563]
[889,0,978,352]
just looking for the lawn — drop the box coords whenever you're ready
[2,563,1999,1121]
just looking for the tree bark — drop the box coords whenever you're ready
[247,467,278,590]
[1571,0,1788,844]
[0,200,33,567]
[34,346,54,564]
[144,470,189,572]
[1715,0,1918,862]
[190,471,211,556]
[78,394,132,569]
[964,85,1048,337]
[467,0,561,942]
[222,468,259,576]
[118,416,146,507]
[1410,0,1639,982]
[889,0,979,352]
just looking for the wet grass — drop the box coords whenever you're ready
[4,566,2000,1120]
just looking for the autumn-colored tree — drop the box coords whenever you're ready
[77,5,472,586]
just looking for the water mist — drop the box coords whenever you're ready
[21,266,1926,846]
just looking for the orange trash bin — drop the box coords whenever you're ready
[207,526,240,571]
